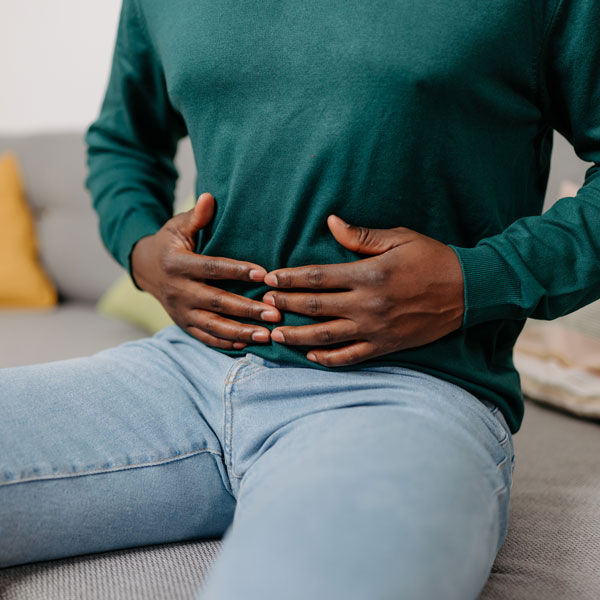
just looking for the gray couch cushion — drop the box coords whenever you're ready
[1,400,598,599]
[0,304,146,368]
[480,400,600,600]
[0,541,221,600]
[0,133,196,303]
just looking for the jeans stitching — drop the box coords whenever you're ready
[226,367,266,480]
[487,406,511,448]
[222,359,251,467]
[0,448,222,487]
[494,484,508,497]
[223,361,263,475]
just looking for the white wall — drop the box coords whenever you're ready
[0,0,122,134]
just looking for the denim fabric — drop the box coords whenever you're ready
[0,325,514,599]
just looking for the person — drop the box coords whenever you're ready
[1,1,599,598]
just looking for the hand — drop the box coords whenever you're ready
[131,192,281,350]
[262,215,464,366]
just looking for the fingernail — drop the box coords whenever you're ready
[331,214,350,228]
[263,294,275,306]
[307,352,317,361]
[264,273,278,286]
[260,310,279,321]
[251,330,269,342]
[249,269,266,281]
[271,330,285,343]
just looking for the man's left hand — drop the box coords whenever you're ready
[262,215,465,367]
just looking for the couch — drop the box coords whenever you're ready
[0,132,598,599]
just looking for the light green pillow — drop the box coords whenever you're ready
[97,274,174,334]
[96,194,195,334]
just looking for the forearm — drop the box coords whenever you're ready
[449,165,600,327]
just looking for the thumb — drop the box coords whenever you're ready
[179,192,215,239]
[327,214,414,255]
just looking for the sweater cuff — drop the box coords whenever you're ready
[447,243,523,328]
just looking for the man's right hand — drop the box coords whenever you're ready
[130,192,280,350]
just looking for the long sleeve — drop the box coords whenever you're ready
[448,0,600,329]
[85,0,187,277]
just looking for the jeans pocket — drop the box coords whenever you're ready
[480,400,516,487]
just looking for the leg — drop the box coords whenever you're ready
[0,326,236,568]
[199,363,514,600]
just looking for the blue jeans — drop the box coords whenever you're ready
[0,324,515,599]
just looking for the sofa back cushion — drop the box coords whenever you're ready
[0,132,195,303]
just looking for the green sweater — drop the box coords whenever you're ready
[86,0,600,434]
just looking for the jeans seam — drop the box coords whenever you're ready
[223,360,263,473]
[224,365,265,480]
[494,484,509,497]
[497,432,510,447]
[223,360,248,468]
[0,448,222,487]
[229,368,265,479]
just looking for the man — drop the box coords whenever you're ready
[1,1,599,598]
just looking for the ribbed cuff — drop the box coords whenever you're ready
[447,243,523,328]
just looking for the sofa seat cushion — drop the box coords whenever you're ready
[0,303,146,368]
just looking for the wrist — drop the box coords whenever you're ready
[129,234,156,293]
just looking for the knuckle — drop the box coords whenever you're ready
[234,326,249,341]
[364,267,387,285]
[307,268,323,287]
[368,294,392,315]
[318,327,334,344]
[357,226,372,247]
[203,317,217,336]
[306,295,322,315]
[209,293,223,312]
[245,302,257,320]
[277,271,292,287]
[202,258,220,278]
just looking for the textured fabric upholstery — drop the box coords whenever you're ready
[0,304,146,368]
[480,400,600,600]
[0,541,221,600]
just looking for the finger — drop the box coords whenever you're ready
[185,326,248,351]
[271,319,359,346]
[306,341,379,367]
[188,309,272,343]
[327,214,416,255]
[175,252,268,283]
[262,290,354,318]
[263,261,375,290]
[172,192,215,243]
[197,285,281,322]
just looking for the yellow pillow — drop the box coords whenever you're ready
[0,152,57,308]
